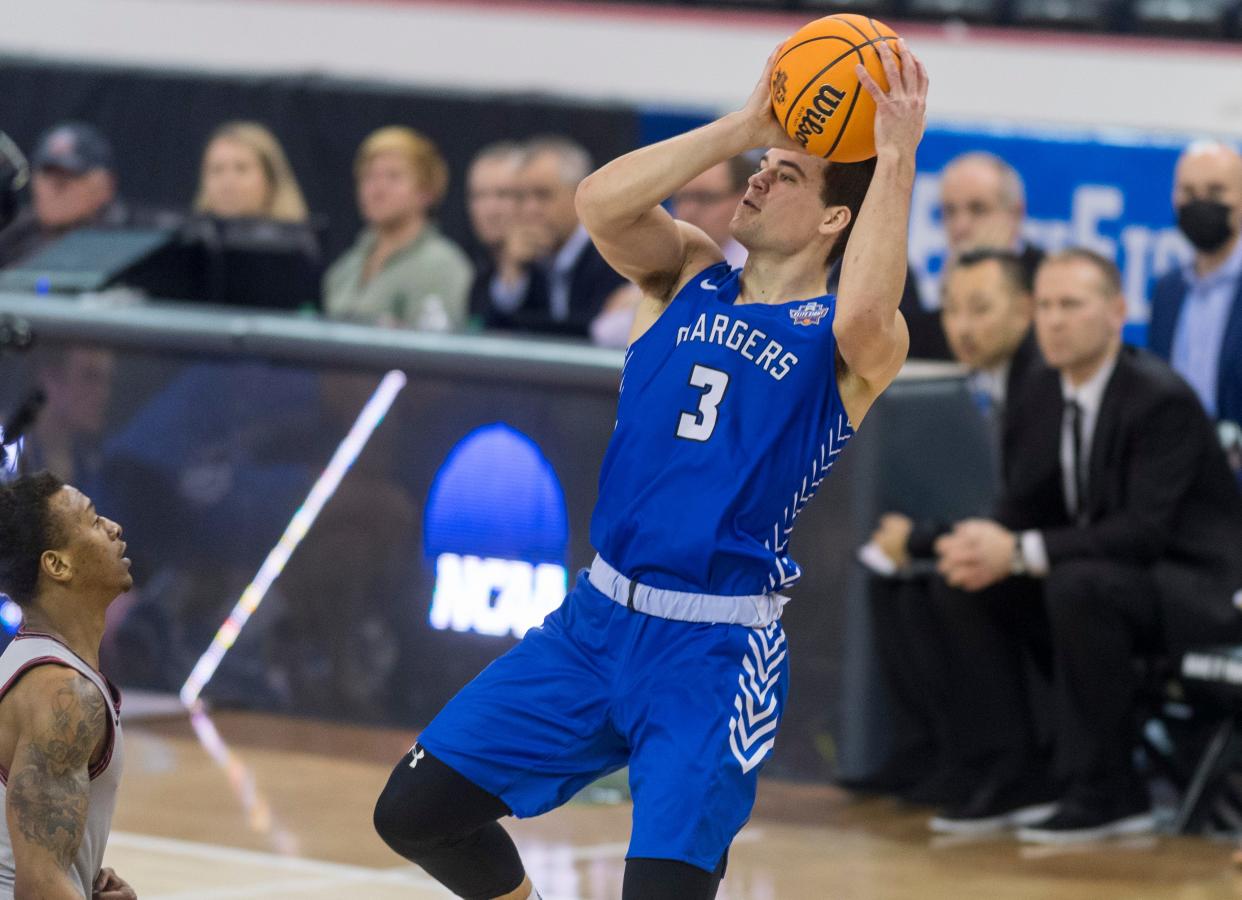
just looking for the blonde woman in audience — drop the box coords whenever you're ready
[324,126,472,331]
[194,121,309,222]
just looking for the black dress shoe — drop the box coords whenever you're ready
[1017,789,1154,844]
[929,771,1059,835]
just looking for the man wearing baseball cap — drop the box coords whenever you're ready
[0,122,124,268]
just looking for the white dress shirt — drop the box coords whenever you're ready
[1020,351,1120,576]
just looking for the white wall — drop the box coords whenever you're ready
[2,0,1241,137]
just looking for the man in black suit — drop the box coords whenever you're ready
[929,249,1242,842]
[862,249,1043,803]
[471,136,628,339]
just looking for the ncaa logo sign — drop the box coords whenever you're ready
[789,301,829,327]
[425,423,569,639]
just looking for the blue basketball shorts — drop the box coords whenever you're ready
[417,571,790,871]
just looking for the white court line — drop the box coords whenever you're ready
[108,831,444,887]
[144,875,427,900]
[114,826,766,899]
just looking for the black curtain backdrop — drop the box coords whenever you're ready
[0,56,642,263]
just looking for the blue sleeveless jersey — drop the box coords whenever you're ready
[590,262,856,596]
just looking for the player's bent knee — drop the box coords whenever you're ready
[373,748,527,897]
[373,745,512,859]
[373,755,451,854]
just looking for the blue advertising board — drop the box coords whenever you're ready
[914,123,1202,344]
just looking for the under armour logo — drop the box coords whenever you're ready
[408,745,425,769]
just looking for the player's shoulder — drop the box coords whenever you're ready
[4,663,105,736]
[645,221,727,302]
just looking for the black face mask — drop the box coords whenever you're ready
[1177,199,1235,253]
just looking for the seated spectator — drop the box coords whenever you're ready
[885,151,1042,361]
[324,126,472,331]
[0,123,173,269]
[475,136,628,339]
[860,249,1041,803]
[465,141,523,278]
[193,121,310,222]
[671,156,752,269]
[464,141,525,332]
[181,122,322,310]
[940,151,1043,285]
[927,249,1242,843]
[1148,141,1242,435]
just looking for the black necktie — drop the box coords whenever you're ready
[1067,398,1086,522]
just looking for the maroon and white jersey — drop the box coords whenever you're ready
[0,632,123,897]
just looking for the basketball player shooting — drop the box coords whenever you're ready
[373,37,928,900]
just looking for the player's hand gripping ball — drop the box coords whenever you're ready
[770,14,903,162]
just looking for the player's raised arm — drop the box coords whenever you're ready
[575,49,798,300]
[834,39,928,388]
[6,667,106,900]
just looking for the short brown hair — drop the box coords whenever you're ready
[1039,248,1122,296]
[821,157,877,267]
[355,126,450,208]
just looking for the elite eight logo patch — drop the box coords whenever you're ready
[772,69,789,105]
[789,301,829,327]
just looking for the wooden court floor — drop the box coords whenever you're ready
[108,708,1242,899]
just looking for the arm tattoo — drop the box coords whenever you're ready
[8,676,105,867]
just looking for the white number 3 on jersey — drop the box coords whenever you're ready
[676,364,730,442]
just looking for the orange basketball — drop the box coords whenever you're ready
[770,14,902,163]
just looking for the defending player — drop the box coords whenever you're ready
[374,40,928,900]
[0,473,135,899]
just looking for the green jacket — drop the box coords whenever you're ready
[323,223,473,330]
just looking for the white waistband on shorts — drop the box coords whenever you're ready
[587,555,787,627]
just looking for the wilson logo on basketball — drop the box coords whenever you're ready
[790,301,829,327]
[793,84,847,149]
